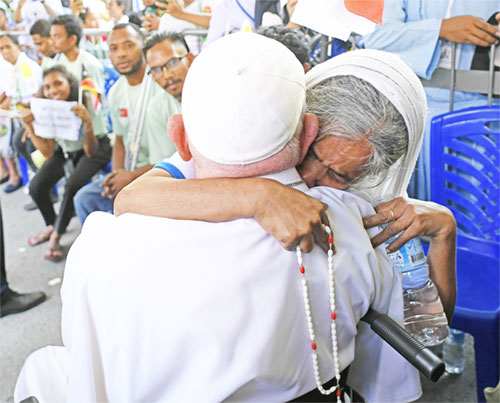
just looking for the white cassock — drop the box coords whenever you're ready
[15,168,421,403]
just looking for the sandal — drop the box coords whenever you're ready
[44,246,65,263]
[28,227,54,247]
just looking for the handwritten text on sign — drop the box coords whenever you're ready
[31,98,82,142]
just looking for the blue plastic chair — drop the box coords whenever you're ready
[430,105,500,401]
[103,67,120,96]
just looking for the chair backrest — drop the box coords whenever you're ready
[103,67,120,96]
[430,105,500,257]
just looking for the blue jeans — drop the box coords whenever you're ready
[74,178,114,225]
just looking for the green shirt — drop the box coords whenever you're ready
[108,74,180,170]
[48,50,109,153]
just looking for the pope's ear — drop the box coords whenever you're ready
[167,114,192,161]
[299,113,319,162]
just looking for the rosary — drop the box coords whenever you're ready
[296,225,342,402]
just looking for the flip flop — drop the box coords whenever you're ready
[44,247,65,263]
[28,228,54,247]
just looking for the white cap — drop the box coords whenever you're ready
[181,32,305,165]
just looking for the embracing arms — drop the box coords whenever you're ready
[115,170,457,320]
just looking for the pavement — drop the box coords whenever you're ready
[0,183,80,403]
[0,181,479,402]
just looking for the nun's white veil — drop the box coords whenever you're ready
[305,49,427,203]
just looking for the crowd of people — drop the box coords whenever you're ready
[0,0,499,401]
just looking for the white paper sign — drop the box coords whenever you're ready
[30,98,82,142]
[291,0,377,41]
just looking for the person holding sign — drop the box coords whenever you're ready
[20,65,112,262]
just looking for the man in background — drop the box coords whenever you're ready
[73,24,180,223]
[0,33,41,193]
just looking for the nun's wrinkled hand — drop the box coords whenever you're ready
[363,197,456,252]
[254,179,333,253]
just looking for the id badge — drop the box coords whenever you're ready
[438,40,461,69]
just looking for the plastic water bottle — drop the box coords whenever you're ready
[443,328,466,374]
[386,235,449,346]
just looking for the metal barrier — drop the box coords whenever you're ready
[421,43,499,110]
[0,28,208,64]
[317,38,499,106]
[3,28,497,103]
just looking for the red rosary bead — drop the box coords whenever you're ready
[331,313,336,320]
[300,265,305,274]
[328,236,333,244]
[337,389,341,397]
[312,342,317,350]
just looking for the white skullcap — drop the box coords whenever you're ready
[306,49,427,202]
[182,32,305,165]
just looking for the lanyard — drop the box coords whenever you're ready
[445,0,454,19]
[124,70,152,171]
[235,0,254,22]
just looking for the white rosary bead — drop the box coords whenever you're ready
[297,225,341,396]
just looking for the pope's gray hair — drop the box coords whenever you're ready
[306,75,408,182]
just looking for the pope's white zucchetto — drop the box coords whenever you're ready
[306,49,427,202]
[181,32,306,165]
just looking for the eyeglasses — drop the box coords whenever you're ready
[149,55,187,77]
[306,146,361,189]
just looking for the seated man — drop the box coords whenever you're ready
[73,28,188,224]
[15,33,421,402]
[0,33,42,193]
[12,19,57,184]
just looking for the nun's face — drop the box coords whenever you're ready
[297,135,372,190]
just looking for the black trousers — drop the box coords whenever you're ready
[29,136,111,235]
[290,367,364,402]
[13,126,38,173]
[0,200,7,292]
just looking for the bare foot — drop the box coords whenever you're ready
[47,231,61,251]
[7,175,20,186]
[28,225,55,246]
[45,232,64,262]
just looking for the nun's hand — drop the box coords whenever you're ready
[363,197,456,252]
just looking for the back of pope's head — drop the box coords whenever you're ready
[181,32,306,178]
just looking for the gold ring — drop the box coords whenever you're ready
[388,209,395,220]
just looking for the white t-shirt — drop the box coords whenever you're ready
[204,0,255,48]
[5,52,42,104]
[19,0,50,29]
[158,0,221,55]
